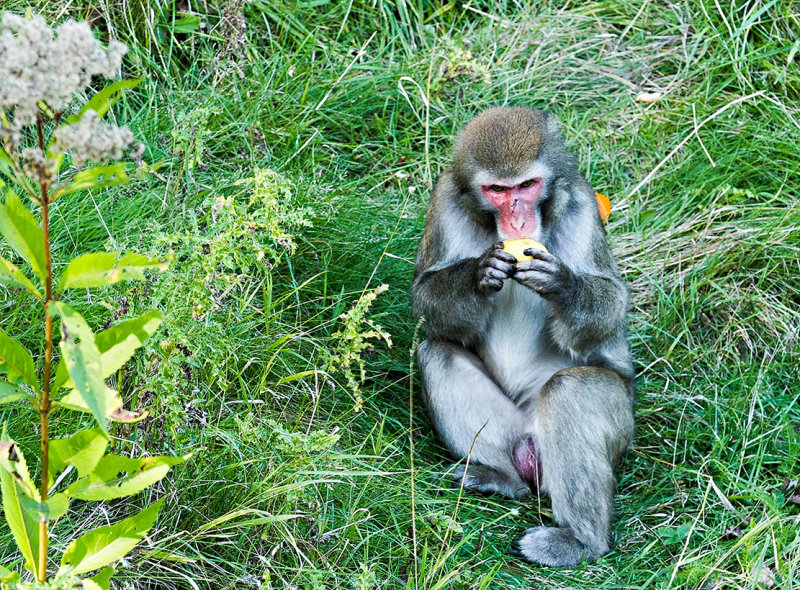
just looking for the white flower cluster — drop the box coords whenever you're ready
[0,12,139,177]
[0,13,126,118]
[52,110,135,167]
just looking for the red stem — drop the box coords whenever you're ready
[36,112,53,584]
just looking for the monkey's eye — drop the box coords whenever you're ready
[489,184,507,193]
[519,179,536,189]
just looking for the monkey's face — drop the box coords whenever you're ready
[453,107,562,240]
[473,162,552,240]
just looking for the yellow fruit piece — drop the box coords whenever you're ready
[502,238,548,261]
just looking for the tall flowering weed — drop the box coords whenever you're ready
[0,13,182,590]
[328,284,392,412]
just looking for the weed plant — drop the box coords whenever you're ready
[0,13,192,590]
[0,2,798,589]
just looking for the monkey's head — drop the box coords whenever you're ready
[453,107,569,240]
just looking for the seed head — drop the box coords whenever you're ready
[0,13,127,114]
[52,110,136,166]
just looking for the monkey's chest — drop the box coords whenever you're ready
[479,282,572,402]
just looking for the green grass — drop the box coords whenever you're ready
[1,1,799,589]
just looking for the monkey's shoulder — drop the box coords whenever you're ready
[418,177,494,271]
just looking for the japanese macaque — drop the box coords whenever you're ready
[411,107,634,566]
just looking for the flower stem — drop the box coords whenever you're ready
[37,112,53,584]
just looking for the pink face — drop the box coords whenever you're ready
[480,177,544,238]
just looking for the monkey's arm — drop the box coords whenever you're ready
[412,248,512,344]
[514,249,628,358]
[411,172,515,344]
[547,268,628,356]
[412,259,486,342]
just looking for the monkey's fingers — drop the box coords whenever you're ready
[522,249,557,263]
[513,270,552,283]
[490,249,518,265]
[487,254,516,266]
[478,277,505,292]
[513,270,559,295]
[479,249,515,273]
[482,266,512,280]
[482,258,515,276]
[514,259,557,274]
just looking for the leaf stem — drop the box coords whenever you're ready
[37,111,54,584]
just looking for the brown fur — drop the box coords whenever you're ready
[454,108,550,182]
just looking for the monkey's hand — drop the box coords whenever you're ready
[513,251,576,298]
[476,243,516,293]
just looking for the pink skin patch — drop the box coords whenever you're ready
[481,178,543,238]
[513,434,542,488]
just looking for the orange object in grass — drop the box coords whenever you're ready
[595,192,612,223]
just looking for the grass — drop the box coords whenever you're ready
[1,1,799,589]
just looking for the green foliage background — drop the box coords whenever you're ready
[1,1,798,589]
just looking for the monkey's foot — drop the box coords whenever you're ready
[509,526,608,566]
[448,463,530,500]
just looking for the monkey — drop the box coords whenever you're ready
[411,107,634,567]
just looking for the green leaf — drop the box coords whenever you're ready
[0,257,42,299]
[65,453,187,501]
[57,386,148,424]
[96,310,162,378]
[55,302,109,431]
[0,381,34,405]
[49,427,108,483]
[0,152,35,200]
[64,79,145,126]
[0,328,39,390]
[0,151,34,200]
[20,492,69,521]
[88,567,114,590]
[59,497,164,575]
[0,146,15,181]
[61,163,130,196]
[165,15,203,34]
[58,252,167,291]
[0,439,37,500]
[0,562,20,583]
[0,190,46,281]
[0,438,40,574]
[52,358,69,392]
[52,310,162,391]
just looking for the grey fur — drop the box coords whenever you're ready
[411,107,634,566]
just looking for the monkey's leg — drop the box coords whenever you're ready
[417,339,530,499]
[511,367,633,566]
